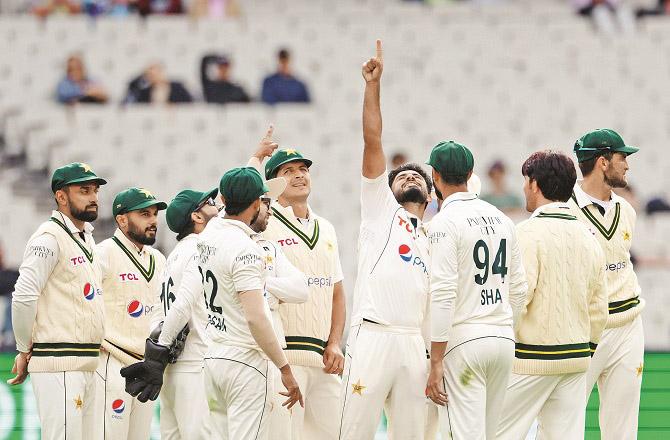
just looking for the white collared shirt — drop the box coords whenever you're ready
[353,171,430,328]
[198,217,269,352]
[428,192,527,344]
[573,182,619,214]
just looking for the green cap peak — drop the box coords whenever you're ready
[113,187,167,216]
[51,162,107,193]
[264,148,312,179]
[573,129,639,163]
[426,141,474,177]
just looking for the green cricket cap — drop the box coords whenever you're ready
[51,162,107,193]
[112,187,168,216]
[573,129,639,163]
[264,148,312,179]
[426,141,474,177]
[166,188,218,233]
[219,167,270,207]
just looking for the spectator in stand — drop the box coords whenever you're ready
[636,0,670,17]
[201,54,250,104]
[189,0,241,18]
[125,63,193,105]
[32,0,80,18]
[480,160,523,215]
[56,55,108,105]
[574,0,636,35]
[0,244,19,351]
[261,48,310,105]
[135,0,183,15]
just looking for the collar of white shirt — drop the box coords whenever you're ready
[530,201,572,219]
[51,210,94,235]
[218,217,258,239]
[272,201,315,225]
[114,228,146,256]
[441,191,478,210]
[572,182,621,211]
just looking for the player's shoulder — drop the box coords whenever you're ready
[95,237,115,252]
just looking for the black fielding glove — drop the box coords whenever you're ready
[119,338,171,402]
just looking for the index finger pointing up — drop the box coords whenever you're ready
[264,124,274,140]
[376,39,383,61]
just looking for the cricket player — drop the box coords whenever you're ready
[95,187,167,440]
[154,188,220,439]
[569,129,645,439]
[339,39,433,440]
[8,163,107,440]
[424,141,527,440]
[263,148,346,440]
[496,150,608,440]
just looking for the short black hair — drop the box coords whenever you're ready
[278,49,290,60]
[578,151,614,177]
[224,199,255,216]
[522,150,576,202]
[388,163,433,195]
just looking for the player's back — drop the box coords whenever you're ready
[197,217,268,352]
[430,194,526,346]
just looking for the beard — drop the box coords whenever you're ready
[127,222,157,245]
[604,168,627,189]
[249,206,261,227]
[396,186,427,205]
[71,204,98,222]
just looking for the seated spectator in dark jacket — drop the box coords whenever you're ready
[56,55,108,104]
[201,54,250,104]
[125,63,192,104]
[261,48,310,105]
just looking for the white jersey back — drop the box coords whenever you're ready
[429,192,527,344]
[353,173,430,328]
[160,234,209,368]
[197,217,268,351]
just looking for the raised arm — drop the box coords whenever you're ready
[362,39,385,179]
[247,125,278,173]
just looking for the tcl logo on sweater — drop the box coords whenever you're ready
[118,273,140,282]
[70,256,87,266]
[277,238,300,247]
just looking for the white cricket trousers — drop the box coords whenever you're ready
[159,367,212,440]
[31,370,98,440]
[339,322,428,440]
[497,372,586,440]
[204,347,271,440]
[586,315,644,440]
[439,335,514,440]
[95,352,155,440]
[270,363,342,440]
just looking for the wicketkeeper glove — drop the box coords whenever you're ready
[119,338,171,403]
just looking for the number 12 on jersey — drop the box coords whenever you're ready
[473,239,508,305]
[199,266,226,332]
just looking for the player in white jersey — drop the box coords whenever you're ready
[425,141,527,440]
[9,163,107,440]
[338,40,433,440]
[154,188,219,439]
[122,167,303,440]
[96,187,167,440]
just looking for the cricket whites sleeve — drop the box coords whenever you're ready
[12,233,59,353]
[429,217,459,343]
[158,253,202,347]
